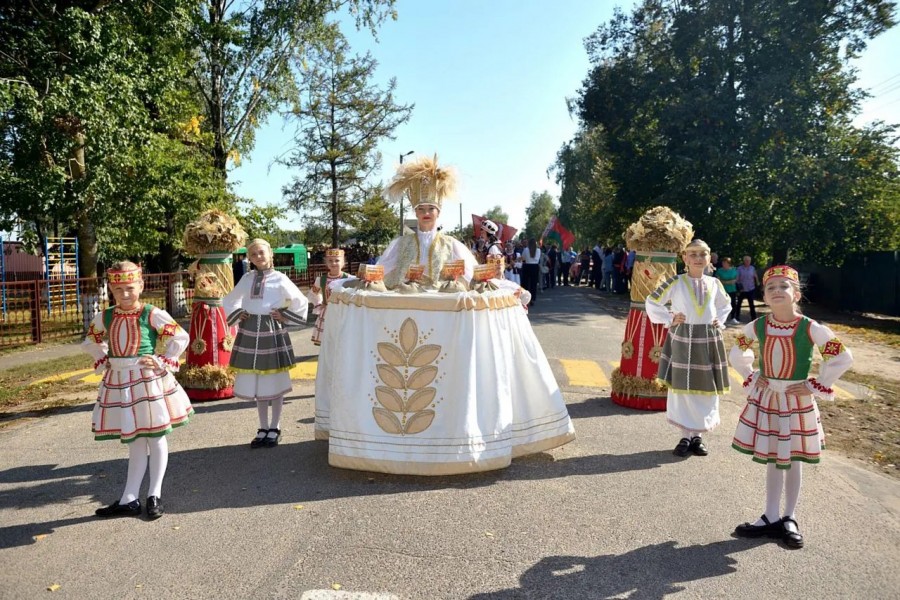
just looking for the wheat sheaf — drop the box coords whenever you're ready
[372,318,441,435]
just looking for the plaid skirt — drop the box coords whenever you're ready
[230,314,295,401]
[657,323,730,394]
[733,377,825,468]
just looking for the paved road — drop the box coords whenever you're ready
[1,285,898,599]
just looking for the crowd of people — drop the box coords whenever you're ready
[466,238,638,308]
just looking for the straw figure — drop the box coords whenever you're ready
[176,210,248,401]
[610,206,694,410]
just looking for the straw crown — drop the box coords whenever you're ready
[386,154,457,211]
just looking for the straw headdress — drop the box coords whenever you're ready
[386,154,457,210]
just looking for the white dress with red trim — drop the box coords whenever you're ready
[82,304,193,443]
[307,272,352,346]
[730,315,853,467]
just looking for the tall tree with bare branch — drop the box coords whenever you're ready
[281,33,412,247]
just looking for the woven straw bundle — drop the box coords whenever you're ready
[624,206,693,253]
[182,210,248,256]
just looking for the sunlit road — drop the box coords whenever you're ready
[1,284,897,599]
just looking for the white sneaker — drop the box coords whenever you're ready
[728,319,741,326]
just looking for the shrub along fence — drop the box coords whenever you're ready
[0,263,358,349]
[794,251,899,316]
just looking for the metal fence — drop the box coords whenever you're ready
[0,263,359,349]
[795,251,899,316]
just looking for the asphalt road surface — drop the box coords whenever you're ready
[1,285,897,599]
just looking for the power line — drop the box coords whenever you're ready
[868,71,900,93]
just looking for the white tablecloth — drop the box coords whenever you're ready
[314,285,575,475]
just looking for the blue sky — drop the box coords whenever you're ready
[231,0,900,235]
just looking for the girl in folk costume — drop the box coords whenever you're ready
[731,266,852,549]
[307,248,352,346]
[479,219,503,264]
[82,262,193,520]
[379,154,478,288]
[503,241,520,285]
[645,239,732,457]
[224,239,309,448]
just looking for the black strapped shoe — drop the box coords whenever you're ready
[95,499,142,518]
[146,496,164,520]
[250,428,268,449]
[734,514,782,538]
[781,517,804,548]
[264,428,282,448]
[689,436,709,456]
[673,438,691,457]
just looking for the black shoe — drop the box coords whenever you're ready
[781,517,804,548]
[735,514,782,538]
[146,496,164,520]
[264,428,281,448]
[250,428,267,448]
[95,499,142,518]
[673,438,691,457]
[689,436,709,456]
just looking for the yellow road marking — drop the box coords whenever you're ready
[729,367,745,387]
[32,368,93,385]
[290,360,318,380]
[79,373,104,384]
[560,359,610,388]
[832,384,855,400]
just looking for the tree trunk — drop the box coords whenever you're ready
[158,209,179,273]
[771,246,789,266]
[75,200,98,278]
[331,161,339,247]
[69,131,97,277]
[209,1,228,175]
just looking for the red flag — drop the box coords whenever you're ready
[541,216,575,250]
[472,214,518,244]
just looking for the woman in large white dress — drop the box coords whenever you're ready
[224,239,308,448]
[378,155,477,288]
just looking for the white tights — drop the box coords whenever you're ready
[120,436,168,503]
[256,396,284,439]
[758,462,803,524]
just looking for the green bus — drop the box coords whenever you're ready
[234,243,309,273]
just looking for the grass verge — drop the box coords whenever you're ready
[0,355,95,428]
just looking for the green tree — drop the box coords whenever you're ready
[352,188,399,250]
[483,205,510,225]
[238,201,291,247]
[575,0,898,265]
[191,0,397,174]
[523,191,557,241]
[552,124,618,248]
[0,1,226,275]
[281,33,413,246]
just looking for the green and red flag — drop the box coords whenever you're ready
[541,216,575,250]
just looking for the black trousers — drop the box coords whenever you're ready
[736,290,757,320]
[521,263,540,305]
[559,263,571,285]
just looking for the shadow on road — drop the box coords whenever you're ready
[565,397,662,420]
[468,539,770,599]
[0,440,683,549]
